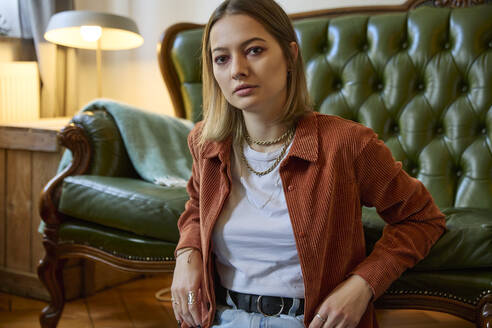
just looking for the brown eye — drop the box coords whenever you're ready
[214,55,228,64]
[247,46,264,55]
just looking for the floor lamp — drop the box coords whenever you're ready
[44,10,143,97]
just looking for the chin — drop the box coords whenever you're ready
[229,97,261,112]
[234,103,260,114]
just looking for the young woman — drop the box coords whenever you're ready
[170,1,446,327]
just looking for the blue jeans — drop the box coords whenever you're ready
[211,290,305,328]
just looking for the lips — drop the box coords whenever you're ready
[233,84,258,94]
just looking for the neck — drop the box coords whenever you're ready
[242,113,290,152]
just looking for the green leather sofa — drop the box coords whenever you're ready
[38,0,492,327]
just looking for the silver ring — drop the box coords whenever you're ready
[315,313,327,322]
[187,291,196,305]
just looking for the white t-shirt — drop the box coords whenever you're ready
[211,139,305,298]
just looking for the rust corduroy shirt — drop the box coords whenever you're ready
[176,111,446,328]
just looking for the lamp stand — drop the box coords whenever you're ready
[96,38,102,97]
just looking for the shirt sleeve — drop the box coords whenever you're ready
[174,126,202,257]
[351,134,446,299]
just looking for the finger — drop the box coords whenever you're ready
[333,320,348,328]
[308,312,325,328]
[188,289,202,327]
[334,317,355,328]
[333,321,346,328]
[188,302,201,327]
[172,303,180,322]
[171,296,183,326]
[323,311,343,328]
[179,293,197,327]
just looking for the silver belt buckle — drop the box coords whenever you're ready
[256,295,285,317]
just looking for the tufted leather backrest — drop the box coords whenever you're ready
[166,5,492,209]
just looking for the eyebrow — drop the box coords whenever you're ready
[212,37,267,53]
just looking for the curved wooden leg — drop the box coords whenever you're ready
[38,240,65,328]
[478,294,492,328]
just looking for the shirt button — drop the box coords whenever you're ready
[288,185,294,191]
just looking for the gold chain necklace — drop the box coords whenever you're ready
[245,128,292,146]
[240,128,295,177]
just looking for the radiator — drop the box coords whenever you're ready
[0,62,40,123]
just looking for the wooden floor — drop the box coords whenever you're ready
[0,273,474,328]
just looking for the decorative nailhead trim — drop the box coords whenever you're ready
[62,240,176,261]
[385,288,492,306]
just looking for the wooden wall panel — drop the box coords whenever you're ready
[0,149,5,267]
[6,150,32,271]
[31,151,62,273]
[0,268,49,300]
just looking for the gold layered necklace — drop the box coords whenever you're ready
[241,126,295,177]
[244,127,292,146]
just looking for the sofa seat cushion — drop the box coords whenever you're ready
[58,175,189,242]
[59,218,176,260]
[363,207,492,271]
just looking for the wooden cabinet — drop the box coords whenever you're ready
[0,119,139,300]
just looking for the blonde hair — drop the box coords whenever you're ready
[199,0,311,146]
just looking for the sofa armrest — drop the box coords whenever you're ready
[40,109,137,230]
[40,121,91,229]
[67,109,137,178]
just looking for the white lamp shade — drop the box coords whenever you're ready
[44,10,143,50]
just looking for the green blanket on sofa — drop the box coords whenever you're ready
[59,99,194,185]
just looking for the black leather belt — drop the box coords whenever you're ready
[217,285,304,317]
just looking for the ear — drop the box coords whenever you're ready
[289,41,299,62]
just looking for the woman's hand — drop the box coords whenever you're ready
[309,275,373,328]
[171,248,203,327]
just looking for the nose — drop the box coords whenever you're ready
[231,54,248,80]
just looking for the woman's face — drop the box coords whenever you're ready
[210,14,294,119]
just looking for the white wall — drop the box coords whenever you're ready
[0,0,21,37]
[75,0,405,116]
